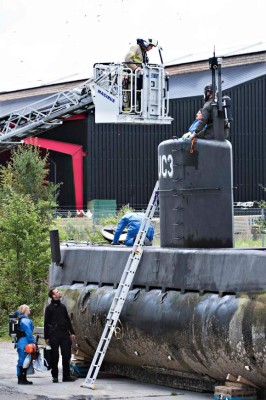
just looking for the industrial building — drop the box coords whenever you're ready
[0,45,265,212]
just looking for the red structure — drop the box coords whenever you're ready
[24,137,86,210]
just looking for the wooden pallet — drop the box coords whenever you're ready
[214,396,257,400]
[214,374,258,400]
[214,385,257,397]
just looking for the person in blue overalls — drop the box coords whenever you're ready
[15,304,35,384]
[111,211,154,246]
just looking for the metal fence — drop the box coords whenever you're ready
[234,207,265,247]
[54,206,265,247]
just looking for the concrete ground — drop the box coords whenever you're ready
[0,341,213,400]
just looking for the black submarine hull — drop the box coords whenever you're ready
[49,131,266,393]
[51,245,266,391]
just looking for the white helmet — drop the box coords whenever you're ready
[147,38,158,47]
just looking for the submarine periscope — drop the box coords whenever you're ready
[49,56,266,394]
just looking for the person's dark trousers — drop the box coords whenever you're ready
[49,330,72,380]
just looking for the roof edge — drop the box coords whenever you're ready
[166,51,266,76]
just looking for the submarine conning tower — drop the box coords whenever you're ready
[158,138,233,248]
[159,56,234,249]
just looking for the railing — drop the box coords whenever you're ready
[91,62,172,124]
[53,205,265,247]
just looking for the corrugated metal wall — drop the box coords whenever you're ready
[86,75,266,207]
[86,97,203,207]
[86,115,174,207]
[42,118,88,208]
[2,70,264,210]
[226,75,266,202]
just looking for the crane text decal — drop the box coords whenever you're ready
[158,154,173,178]
[97,89,115,103]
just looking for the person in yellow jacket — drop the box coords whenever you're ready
[123,38,158,111]
[125,38,158,71]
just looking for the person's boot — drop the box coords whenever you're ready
[63,376,76,382]
[18,367,33,385]
[18,366,25,384]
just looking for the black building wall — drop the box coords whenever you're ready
[86,96,213,207]
[169,76,266,204]
[85,74,266,207]
[226,75,266,202]
[6,73,263,209]
[41,118,88,208]
[86,114,174,207]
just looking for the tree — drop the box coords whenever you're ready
[0,193,49,308]
[255,184,266,234]
[0,144,58,225]
[0,144,59,335]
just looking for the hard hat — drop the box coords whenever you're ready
[204,84,213,93]
[25,343,37,354]
[147,38,158,47]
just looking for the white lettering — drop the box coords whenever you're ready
[158,154,173,178]
[168,154,173,178]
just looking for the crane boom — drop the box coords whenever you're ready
[0,63,172,153]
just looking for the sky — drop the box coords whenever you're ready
[0,0,265,91]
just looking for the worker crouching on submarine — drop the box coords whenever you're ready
[111,211,154,246]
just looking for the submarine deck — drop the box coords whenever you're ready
[50,245,266,294]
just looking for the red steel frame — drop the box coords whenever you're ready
[24,137,86,210]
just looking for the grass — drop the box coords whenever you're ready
[54,216,265,248]
[234,235,265,248]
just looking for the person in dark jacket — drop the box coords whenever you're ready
[44,287,75,383]
[182,85,214,140]
[15,304,35,385]
[111,211,154,246]
[194,84,214,139]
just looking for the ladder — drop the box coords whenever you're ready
[0,77,95,153]
[0,63,172,153]
[81,181,160,389]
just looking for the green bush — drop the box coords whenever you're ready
[0,145,58,337]
[53,204,135,244]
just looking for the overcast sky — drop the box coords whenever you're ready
[1,0,265,91]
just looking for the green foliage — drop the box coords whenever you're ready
[254,219,266,235]
[0,144,59,223]
[53,204,135,244]
[234,236,264,248]
[0,144,59,336]
[257,184,266,208]
[254,184,266,234]
[53,217,89,242]
[86,204,135,244]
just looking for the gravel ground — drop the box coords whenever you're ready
[0,340,212,400]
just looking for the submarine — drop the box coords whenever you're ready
[49,57,266,394]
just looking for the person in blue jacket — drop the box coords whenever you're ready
[182,109,207,140]
[15,304,35,385]
[111,211,154,246]
[188,109,204,132]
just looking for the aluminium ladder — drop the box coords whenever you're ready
[0,63,172,154]
[82,181,160,389]
[0,77,96,153]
